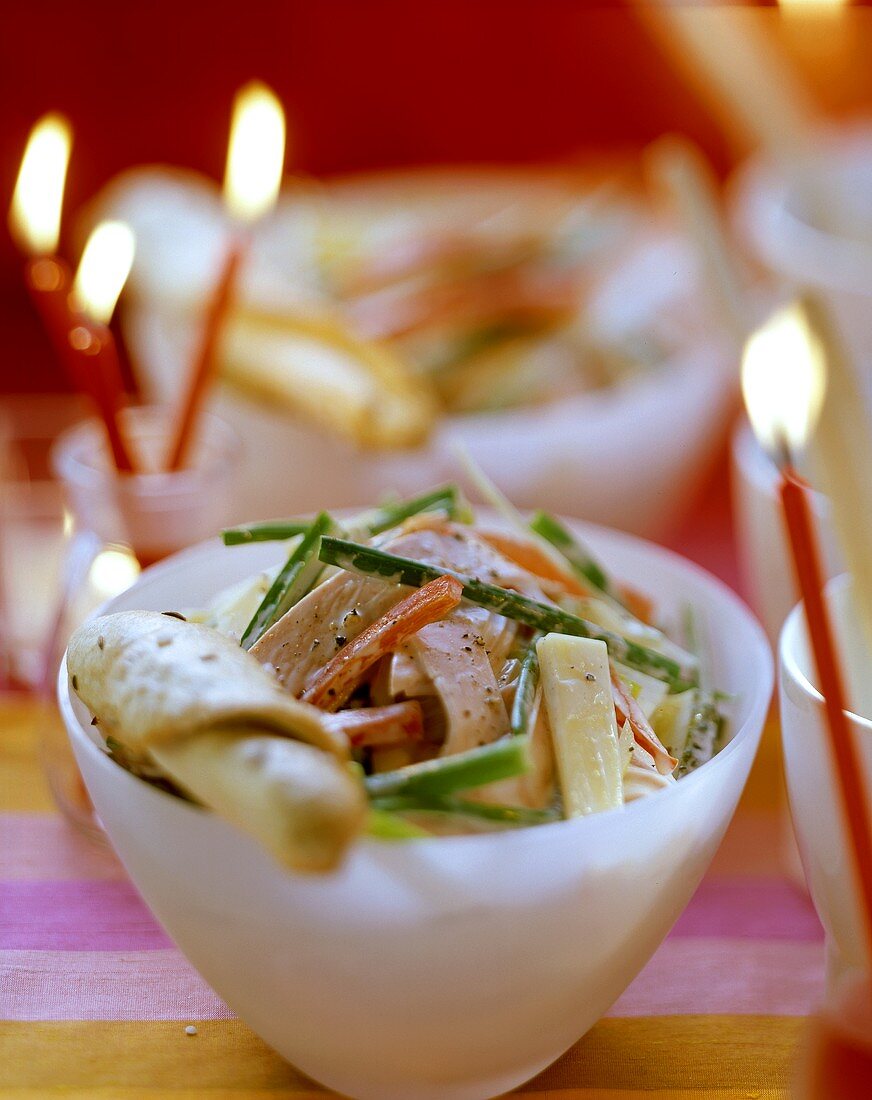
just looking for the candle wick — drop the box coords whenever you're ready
[771,427,794,474]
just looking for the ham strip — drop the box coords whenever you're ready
[610,667,677,775]
[410,609,510,756]
[251,571,411,694]
[327,701,424,747]
[301,576,463,711]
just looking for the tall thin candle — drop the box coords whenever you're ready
[8,115,83,385]
[743,303,872,967]
[167,80,286,470]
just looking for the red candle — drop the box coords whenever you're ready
[166,240,244,471]
[67,322,135,473]
[779,465,872,963]
[23,256,93,391]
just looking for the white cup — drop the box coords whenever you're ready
[779,575,872,992]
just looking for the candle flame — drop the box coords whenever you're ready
[223,81,285,223]
[9,113,72,256]
[73,221,136,324]
[742,301,827,458]
[778,0,848,10]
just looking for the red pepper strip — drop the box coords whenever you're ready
[327,701,424,747]
[610,667,677,776]
[301,574,464,712]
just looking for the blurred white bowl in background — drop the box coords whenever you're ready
[59,519,771,1100]
[90,165,737,537]
[128,302,735,535]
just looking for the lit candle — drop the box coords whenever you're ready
[69,221,137,472]
[797,297,872,686]
[8,114,79,377]
[167,80,286,470]
[742,302,872,964]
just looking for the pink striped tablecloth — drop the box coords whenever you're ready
[0,695,823,1098]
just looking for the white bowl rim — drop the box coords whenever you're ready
[780,572,872,732]
[59,518,774,850]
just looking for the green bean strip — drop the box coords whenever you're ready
[222,485,461,547]
[676,693,725,778]
[529,511,621,602]
[510,639,540,738]
[366,808,431,839]
[222,520,311,546]
[319,537,695,691]
[371,795,558,828]
[365,485,460,536]
[364,736,531,800]
[240,513,333,649]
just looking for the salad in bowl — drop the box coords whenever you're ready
[60,480,769,1100]
[68,482,726,871]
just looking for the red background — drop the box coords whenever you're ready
[0,0,739,393]
[1,0,870,394]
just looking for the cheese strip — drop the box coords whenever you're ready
[537,633,623,816]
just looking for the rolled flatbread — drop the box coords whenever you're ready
[67,610,367,871]
[150,729,366,872]
[67,611,347,757]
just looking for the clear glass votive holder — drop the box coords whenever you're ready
[45,405,241,837]
[779,575,872,993]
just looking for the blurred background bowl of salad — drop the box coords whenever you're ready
[59,514,772,1100]
[83,165,737,536]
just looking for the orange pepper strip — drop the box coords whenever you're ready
[477,530,590,597]
[618,586,655,626]
[327,701,424,747]
[301,575,463,712]
[610,666,677,776]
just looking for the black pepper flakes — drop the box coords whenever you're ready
[97,636,105,651]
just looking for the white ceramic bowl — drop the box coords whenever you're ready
[59,522,772,1100]
[780,575,872,993]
